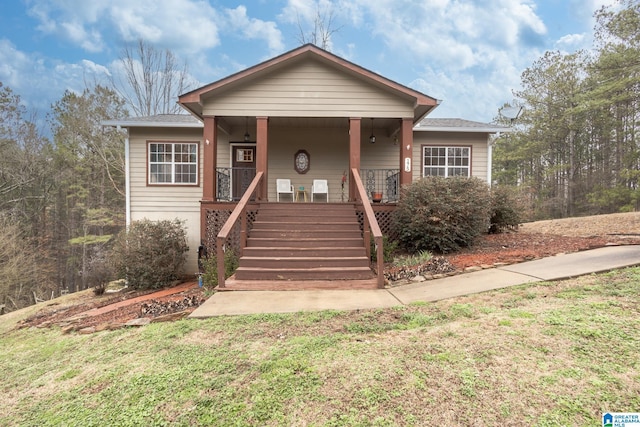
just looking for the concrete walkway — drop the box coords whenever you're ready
[189,245,640,318]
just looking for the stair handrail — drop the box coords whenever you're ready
[216,171,264,288]
[351,168,385,288]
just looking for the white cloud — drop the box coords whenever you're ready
[0,39,36,91]
[111,0,222,54]
[279,0,318,23]
[0,39,113,111]
[27,0,221,55]
[27,1,110,51]
[60,21,104,52]
[354,0,548,71]
[556,33,587,50]
[25,0,290,62]
[410,57,522,123]
[81,59,111,76]
[576,0,619,22]
[224,6,284,55]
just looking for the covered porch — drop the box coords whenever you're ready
[177,44,438,289]
[197,115,416,204]
[196,116,411,290]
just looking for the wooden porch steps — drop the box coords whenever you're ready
[243,247,366,257]
[246,238,365,248]
[248,230,362,238]
[228,203,378,289]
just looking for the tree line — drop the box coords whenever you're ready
[0,41,192,312]
[493,0,640,219]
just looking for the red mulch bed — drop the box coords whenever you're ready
[17,231,639,332]
[446,232,617,269]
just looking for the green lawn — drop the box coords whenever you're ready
[1,268,639,426]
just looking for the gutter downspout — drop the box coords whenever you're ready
[487,135,495,187]
[119,125,131,226]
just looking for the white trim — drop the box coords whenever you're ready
[148,142,199,185]
[103,120,203,128]
[120,125,131,227]
[487,142,493,186]
[422,145,471,178]
[415,126,510,133]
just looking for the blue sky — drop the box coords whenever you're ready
[0,0,616,124]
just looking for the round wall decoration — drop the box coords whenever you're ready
[294,149,310,174]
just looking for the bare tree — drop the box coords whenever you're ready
[295,4,342,50]
[0,206,54,312]
[110,39,194,116]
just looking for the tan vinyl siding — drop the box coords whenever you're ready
[412,131,489,182]
[260,127,402,201]
[217,133,231,168]
[266,126,350,202]
[203,60,415,118]
[129,127,204,273]
[361,134,399,170]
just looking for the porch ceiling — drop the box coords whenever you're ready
[223,116,401,137]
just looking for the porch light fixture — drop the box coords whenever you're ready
[369,118,376,144]
[244,117,250,142]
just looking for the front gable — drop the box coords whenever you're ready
[200,58,416,119]
[180,44,438,123]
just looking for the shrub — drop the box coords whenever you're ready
[200,249,239,288]
[85,248,114,296]
[489,185,522,233]
[391,176,491,253]
[370,235,398,263]
[110,219,189,290]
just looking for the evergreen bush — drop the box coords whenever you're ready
[85,248,114,295]
[392,176,491,253]
[489,185,523,233]
[110,219,189,290]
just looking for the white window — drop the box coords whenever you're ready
[423,146,470,177]
[148,142,198,185]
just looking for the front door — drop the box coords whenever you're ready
[232,145,257,201]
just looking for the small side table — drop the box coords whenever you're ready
[295,189,308,202]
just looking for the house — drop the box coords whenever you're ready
[104,44,507,289]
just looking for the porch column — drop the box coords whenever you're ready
[399,117,413,188]
[349,118,361,201]
[256,116,269,200]
[202,115,218,201]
